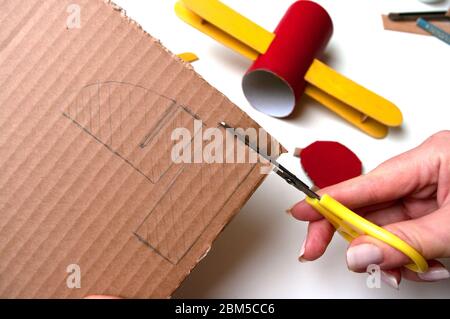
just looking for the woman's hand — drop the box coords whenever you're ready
[290,131,450,287]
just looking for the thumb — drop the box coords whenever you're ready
[346,206,450,273]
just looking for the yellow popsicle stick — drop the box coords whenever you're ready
[304,84,389,138]
[306,195,428,273]
[175,1,263,60]
[181,0,274,54]
[177,52,199,63]
[305,59,403,127]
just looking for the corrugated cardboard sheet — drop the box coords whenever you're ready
[0,0,281,298]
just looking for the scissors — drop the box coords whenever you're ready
[220,122,428,273]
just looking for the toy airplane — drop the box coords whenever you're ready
[176,0,404,139]
[220,122,428,273]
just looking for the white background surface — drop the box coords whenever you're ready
[114,0,450,298]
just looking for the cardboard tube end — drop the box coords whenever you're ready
[242,69,296,118]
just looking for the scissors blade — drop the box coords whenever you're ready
[219,122,320,199]
[219,121,275,163]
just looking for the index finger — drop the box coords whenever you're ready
[290,139,438,221]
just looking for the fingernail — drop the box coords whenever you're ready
[381,271,399,290]
[346,244,383,271]
[298,238,308,263]
[285,204,294,215]
[418,266,450,281]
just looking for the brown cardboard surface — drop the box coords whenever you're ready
[382,15,450,36]
[0,0,282,298]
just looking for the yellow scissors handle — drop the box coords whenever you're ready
[306,194,428,273]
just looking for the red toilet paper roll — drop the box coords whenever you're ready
[242,0,333,117]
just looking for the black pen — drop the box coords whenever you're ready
[388,10,450,22]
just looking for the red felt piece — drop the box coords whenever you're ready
[300,141,362,189]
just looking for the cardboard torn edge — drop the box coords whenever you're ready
[104,0,195,70]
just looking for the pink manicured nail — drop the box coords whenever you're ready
[285,204,295,215]
[298,238,308,263]
[381,271,399,290]
[346,244,383,271]
[287,201,309,217]
[418,266,450,281]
